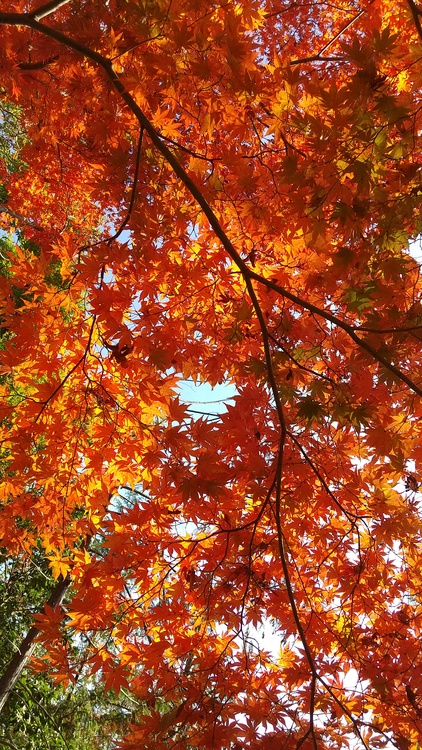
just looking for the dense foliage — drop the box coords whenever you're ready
[1,0,422,748]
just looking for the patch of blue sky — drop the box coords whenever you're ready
[177,378,237,418]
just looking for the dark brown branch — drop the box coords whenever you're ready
[245,268,320,689]
[0,204,42,230]
[0,573,71,714]
[0,535,92,714]
[35,312,97,420]
[290,4,369,66]
[355,324,422,333]
[18,54,59,70]
[247,270,422,397]
[34,352,85,421]
[76,128,144,260]
[113,125,144,240]
[268,330,335,384]
[287,430,363,523]
[317,4,367,56]
[272,440,318,679]
[290,55,345,66]
[406,0,422,40]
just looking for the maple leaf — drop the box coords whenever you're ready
[32,604,63,644]
[46,554,71,580]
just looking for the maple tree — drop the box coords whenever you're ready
[1,0,422,747]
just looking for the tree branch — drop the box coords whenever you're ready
[406,0,422,41]
[18,54,59,70]
[0,573,71,714]
[30,0,72,22]
[290,4,370,66]
[0,535,92,714]
[0,204,42,230]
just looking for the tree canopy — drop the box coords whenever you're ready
[1,0,422,748]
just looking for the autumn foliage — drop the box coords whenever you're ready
[1,0,422,747]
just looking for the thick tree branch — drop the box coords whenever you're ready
[0,573,71,714]
[0,534,92,714]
